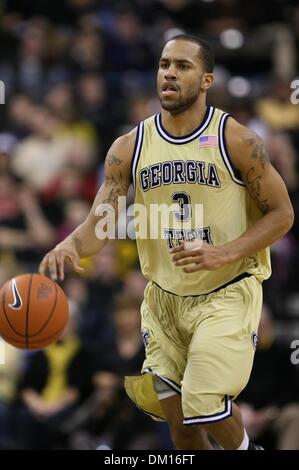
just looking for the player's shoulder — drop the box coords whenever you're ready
[225,115,263,155]
[112,127,138,156]
[107,127,138,170]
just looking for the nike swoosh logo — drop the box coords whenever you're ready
[8,279,23,310]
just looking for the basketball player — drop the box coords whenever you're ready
[39,35,294,450]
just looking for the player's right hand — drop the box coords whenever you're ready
[39,243,85,281]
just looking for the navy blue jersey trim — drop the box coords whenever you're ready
[219,113,245,187]
[143,368,182,394]
[183,396,233,424]
[153,272,252,298]
[130,126,140,184]
[132,122,144,189]
[155,106,214,144]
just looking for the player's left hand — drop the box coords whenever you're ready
[170,240,231,273]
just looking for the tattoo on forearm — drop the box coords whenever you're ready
[73,236,83,255]
[103,186,123,205]
[106,154,122,166]
[243,133,270,214]
[104,173,127,189]
[103,172,129,205]
[99,148,130,208]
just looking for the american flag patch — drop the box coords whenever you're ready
[198,135,218,147]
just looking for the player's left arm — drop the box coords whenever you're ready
[220,118,294,259]
[171,117,294,272]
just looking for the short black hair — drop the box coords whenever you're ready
[165,34,214,73]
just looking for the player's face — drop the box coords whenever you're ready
[157,40,212,114]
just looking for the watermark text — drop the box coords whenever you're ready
[290,339,299,365]
[0,81,5,104]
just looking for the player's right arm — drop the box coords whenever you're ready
[39,129,136,281]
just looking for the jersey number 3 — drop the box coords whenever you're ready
[172,192,191,222]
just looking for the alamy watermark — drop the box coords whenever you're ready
[290,80,299,104]
[94,196,205,247]
[0,80,5,104]
[290,339,299,365]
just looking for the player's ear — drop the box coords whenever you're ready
[201,73,214,91]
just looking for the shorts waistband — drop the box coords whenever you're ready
[153,273,253,298]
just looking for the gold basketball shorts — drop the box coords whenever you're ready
[125,273,263,424]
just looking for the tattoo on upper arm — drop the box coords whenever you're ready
[247,136,269,170]
[103,173,129,205]
[106,154,122,166]
[102,153,130,205]
[245,168,270,214]
[244,134,270,215]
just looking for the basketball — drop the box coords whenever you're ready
[0,274,69,349]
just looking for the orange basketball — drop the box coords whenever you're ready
[0,273,69,349]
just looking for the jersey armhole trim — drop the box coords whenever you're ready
[219,113,245,187]
[131,121,144,189]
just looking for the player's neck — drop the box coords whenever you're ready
[160,101,207,137]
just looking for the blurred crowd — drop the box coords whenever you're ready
[0,0,299,450]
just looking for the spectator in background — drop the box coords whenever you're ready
[256,78,299,131]
[40,166,98,233]
[266,132,298,193]
[73,243,123,348]
[5,0,96,25]
[12,104,97,194]
[0,174,55,264]
[89,242,121,287]
[238,304,299,449]
[0,343,23,450]
[95,293,144,375]
[5,94,33,141]
[70,27,104,74]
[45,82,98,154]
[16,18,50,100]
[63,275,89,309]
[13,303,95,449]
[1,0,299,450]
[104,6,154,73]
[77,73,120,156]
[67,366,160,450]
[64,293,158,450]
[118,94,160,136]
[229,99,269,141]
[56,199,90,244]
[0,150,11,175]
[123,269,147,303]
[11,105,72,190]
